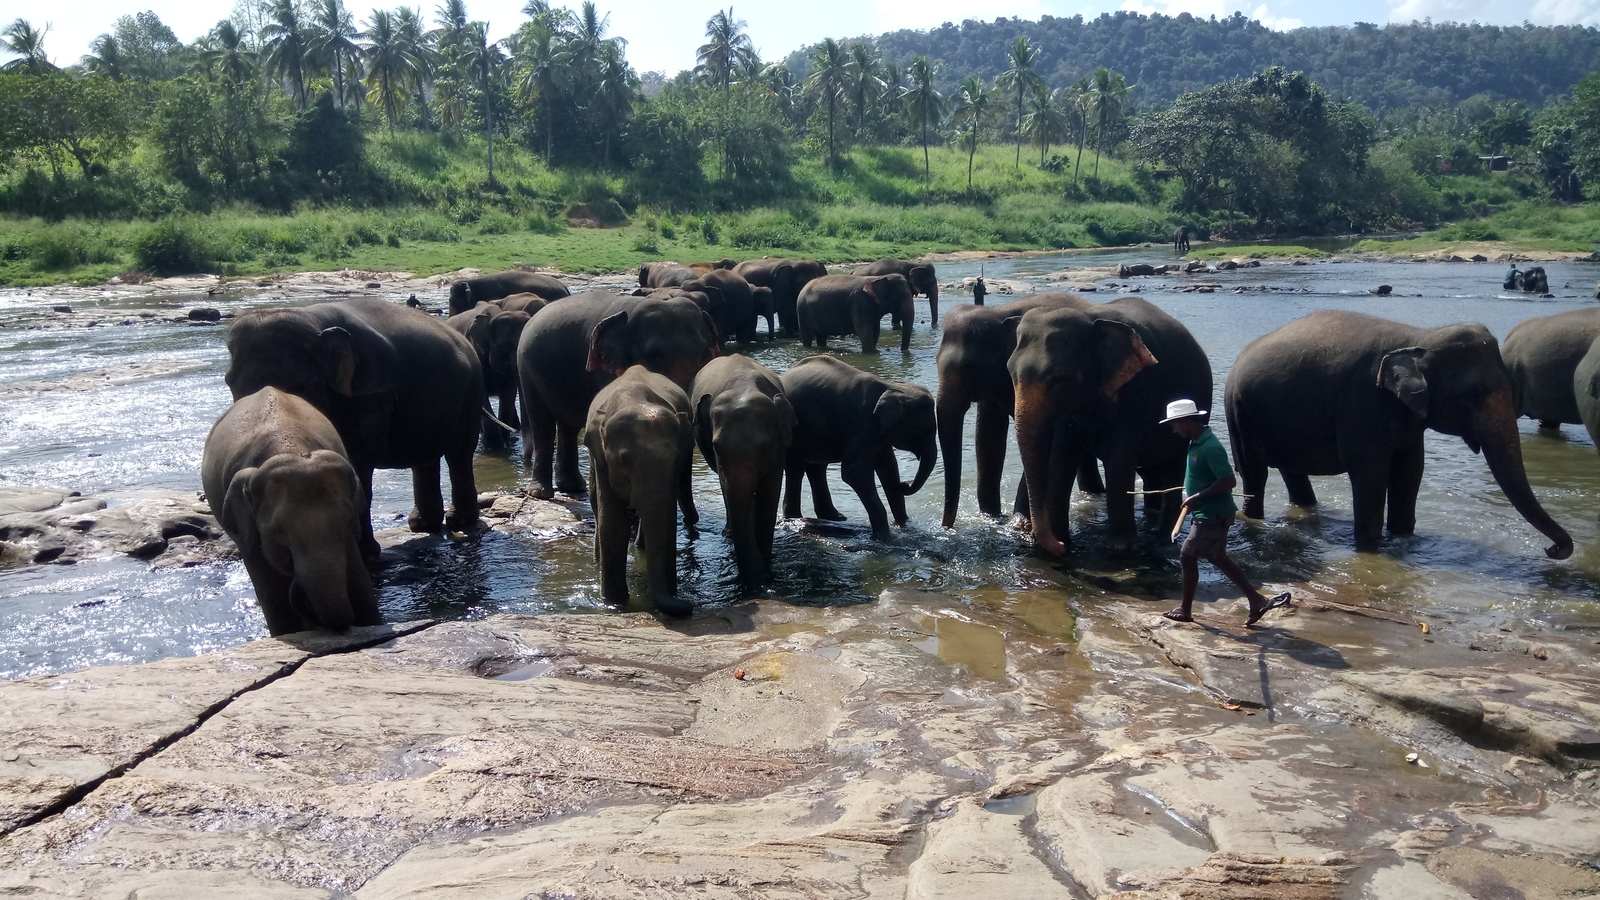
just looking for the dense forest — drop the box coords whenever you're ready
[1,5,1599,282]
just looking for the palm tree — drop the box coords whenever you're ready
[1089,66,1129,179]
[213,21,256,85]
[82,34,127,80]
[1066,77,1090,184]
[2,19,57,74]
[515,19,562,164]
[362,9,416,134]
[311,0,362,109]
[696,7,754,106]
[1023,88,1071,166]
[432,0,467,52]
[879,59,905,120]
[950,75,995,191]
[805,37,849,171]
[394,7,432,129]
[593,41,636,168]
[994,36,1046,169]
[763,62,802,128]
[846,41,882,138]
[261,0,310,106]
[460,21,505,182]
[901,55,946,183]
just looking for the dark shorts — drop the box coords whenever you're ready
[1181,517,1232,561]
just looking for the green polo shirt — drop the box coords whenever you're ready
[1184,426,1238,521]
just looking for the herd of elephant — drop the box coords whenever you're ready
[199,258,1591,635]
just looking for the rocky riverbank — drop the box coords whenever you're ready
[1,574,1595,899]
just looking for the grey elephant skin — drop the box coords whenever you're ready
[639,261,696,289]
[1501,308,1600,428]
[225,297,485,558]
[495,292,549,315]
[517,291,719,499]
[781,356,938,541]
[851,257,940,326]
[1172,225,1191,253]
[1575,338,1600,453]
[1226,310,1572,558]
[692,355,794,583]
[1503,266,1550,294]
[202,388,380,636]
[446,301,531,449]
[682,269,759,345]
[1010,296,1212,555]
[734,258,828,336]
[797,273,916,354]
[587,365,699,616]
[937,293,1095,528]
[449,271,568,315]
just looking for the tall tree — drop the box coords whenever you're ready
[213,20,256,85]
[394,6,432,129]
[2,19,57,74]
[901,55,946,182]
[261,0,310,106]
[951,75,995,191]
[696,7,754,106]
[846,41,882,137]
[311,0,362,109]
[362,9,416,134]
[593,40,635,168]
[1089,66,1129,179]
[82,35,128,81]
[1023,87,1071,165]
[805,37,849,171]
[460,21,504,182]
[994,36,1046,169]
[515,18,561,164]
[1065,76,1090,184]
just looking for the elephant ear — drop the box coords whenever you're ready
[774,393,796,447]
[1093,319,1158,397]
[910,265,934,288]
[468,306,495,345]
[776,265,795,293]
[1379,347,1430,419]
[693,393,718,472]
[220,467,262,553]
[862,279,879,300]
[874,390,906,432]
[587,311,630,375]
[319,327,360,397]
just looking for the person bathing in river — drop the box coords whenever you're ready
[1160,399,1290,625]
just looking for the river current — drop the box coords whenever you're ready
[2,246,1598,679]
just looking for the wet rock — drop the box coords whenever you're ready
[186,307,222,322]
[1470,254,1488,262]
[50,305,71,313]
[1117,263,1157,277]
[0,487,224,567]
[1183,259,1208,273]
[1427,846,1600,899]
[1372,284,1393,295]
[908,797,1069,898]
[1215,259,1239,270]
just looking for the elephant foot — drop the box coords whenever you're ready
[817,508,847,522]
[529,481,556,500]
[555,477,587,496]
[653,593,693,618]
[360,538,383,566]
[408,508,445,534]
[445,508,481,533]
[1105,533,1139,556]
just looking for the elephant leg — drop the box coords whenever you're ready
[1102,457,1140,554]
[1282,471,1318,509]
[1236,441,1270,521]
[974,401,1009,518]
[241,551,301,636]
[409,457,446,533]
[678,449,698,529]
[1013,478,1031,522]
[1043,422,1081,546]
[638,502,686,616]
[875,449,909,527]
[842,458,892,541]
[1386,441,1425,536]
[1076,456,1105,495]
[480,405,507,452]
[353,464,381,564]
[498,384,520,430]
[1348,463,1390,553]
[445,431,480,532]
[526,396,558,499]
[783,458,805,519]
[756,468,782,576]
[555,422,585,495]
[594,479,631,607]
[807,464,846,521]
[344,537,382,626]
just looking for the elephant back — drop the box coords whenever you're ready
[1501,308,1600,423]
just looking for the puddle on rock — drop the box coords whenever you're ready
[494,659,556,681]
[913,614,1007,681]
[982,793,1038,816]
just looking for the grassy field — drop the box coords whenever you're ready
[1189,244,1331,260]
[1355,200,1600,257]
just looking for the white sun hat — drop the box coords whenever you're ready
[1159,398,1208,424]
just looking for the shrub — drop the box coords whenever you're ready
[132,218,215,275]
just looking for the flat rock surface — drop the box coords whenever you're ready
[1,585,1597,899]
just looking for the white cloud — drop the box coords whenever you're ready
[1388,0,1600,25]
[1117,0,1303,29]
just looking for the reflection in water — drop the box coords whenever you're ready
[2,250,1599,677]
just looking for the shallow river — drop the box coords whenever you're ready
[2,246,1598,679]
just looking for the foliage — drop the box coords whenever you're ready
[0,74,137,180]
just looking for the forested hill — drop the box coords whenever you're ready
[793,13,1600,112]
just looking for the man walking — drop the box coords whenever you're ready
[1159,398,1290,626]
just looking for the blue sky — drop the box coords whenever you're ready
[18,0,1600,77]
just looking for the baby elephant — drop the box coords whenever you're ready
[587,365,699,617]
[202,387,380,636]
[796,274,916,354]
[781,356,938,541]
[446,301,531,449]
[692,355,794,583]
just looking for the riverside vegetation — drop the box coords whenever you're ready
[3,6,1600,286]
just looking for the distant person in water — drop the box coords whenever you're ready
[1504,265,1520,290]
[1160,399,1290,626]
[972,276,987,306]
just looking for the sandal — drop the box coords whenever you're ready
[1246,592,1293,626]
[1162,609,1193,623]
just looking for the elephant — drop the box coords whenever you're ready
[796,273,916,354]
[692,355,794,583]
[445,301,531,449]
[750,286,776,340]
[688,258,738,273]
[586,365,699,617]
[1504,266,1550,294]
[225,297,484,559]
[937,292,1095,528]
[202,387,381,636]
[1225,310,1573,558]
[495,292,549,315]
[682,269,758,344]
[449,270,568,315]
[1010,296,1213,555]
[518,291,720,499]
[1173,225,1191,254]
[639,261,696,289]
[851,258,940,326]
[1574,338,1600,454]
[1501,309,1600,429]
[734,257,828,336]
[780,355,938,542]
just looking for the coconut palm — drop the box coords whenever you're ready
[594,41,636,168]
[459,21,505,182]
[261,0,310,106]
[82,34,127,80]
[994,36,1046,169]
[363,9,416,134]
[805,37,849,171]
[846,41,882,137]
[2,19,57,74]
[213,21,256,85]
[764,62,803,128]
[1089,66,1129,179]
[515,19,562,164]
[1066,76,1090,184]
[901,55,946,182]
[432,0,467,52]
[950,75,996,191]
[696,7,755,106]
[311,0,362,109]
[1023,88,1071,166]
[394,7,432,128]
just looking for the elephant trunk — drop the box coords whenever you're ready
[1013,380,1065,556]
[901,434,938,496]
[937,385,970,528]
[1474,389,1573,559]
[720,465,768,582]
[927,282,939,326]
[899,297,914,354]
[287,552,355,632]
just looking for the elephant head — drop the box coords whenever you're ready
[221,450,375,632]
[876,383,939,495]
[865,274,915,354]
[586,297,721,392]
[487,310,530,377]
[1378,332,1572,559]
[448,280,474,315]
[225,310,392,408]
[907,265,939,323]
[1008,308,1158,555]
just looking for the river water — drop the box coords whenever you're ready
[2,247,1598,679]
